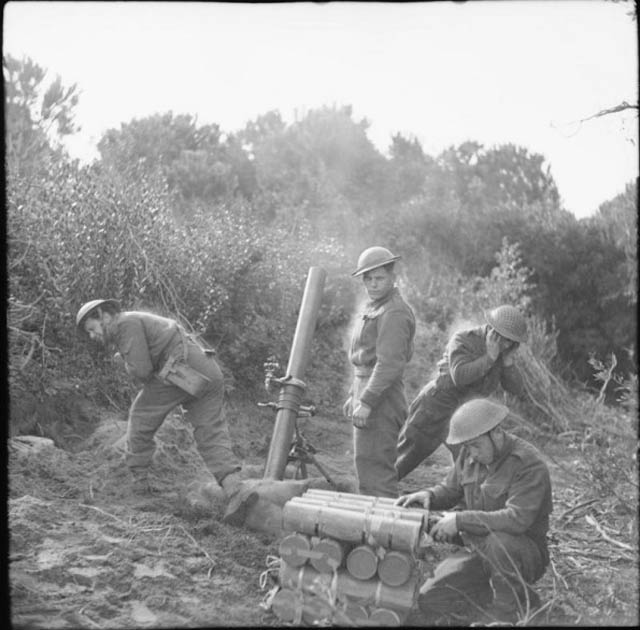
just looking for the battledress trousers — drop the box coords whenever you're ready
[396,325,524,479]
[348,288,415,497]
[115,312,240,484]
[418,433,552,621]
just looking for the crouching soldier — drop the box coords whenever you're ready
[76,299,257,523]
[396,304,527,480]
[396,398,552,624]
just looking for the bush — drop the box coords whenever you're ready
[7,157,352,431]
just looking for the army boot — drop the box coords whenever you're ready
[221,471,260,526]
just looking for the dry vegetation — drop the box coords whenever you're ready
[8,352,639,628]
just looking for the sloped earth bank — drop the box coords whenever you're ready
[8,399,639,627]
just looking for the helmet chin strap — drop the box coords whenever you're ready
[487,429,501,463]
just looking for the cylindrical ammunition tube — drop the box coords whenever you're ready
[310,537,348,573]
[278,532,312,568]
[377,549,415,586]
[346,544,379,580]
[369,607,404,626]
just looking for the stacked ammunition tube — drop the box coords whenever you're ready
[269,489,428,626]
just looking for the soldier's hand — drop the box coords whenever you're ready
[430,511,458,542]
[342,396,353,418]
[352,402,371,429]
[395,490,431,510]
[485,329,501,361]
[501,342,520,366]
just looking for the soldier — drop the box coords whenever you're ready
[396,398,552,624]
[76,299,257,523]
[396,304,527,480]
[344,247,416,497]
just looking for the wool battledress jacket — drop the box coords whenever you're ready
[348,287,415,496]
[349,287,416,409]
[428,432,553,563]
[114,311,184,383]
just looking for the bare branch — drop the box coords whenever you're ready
[579,101,639,124]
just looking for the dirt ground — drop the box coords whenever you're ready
[7,396,639,628]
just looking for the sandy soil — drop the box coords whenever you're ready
[7,398,638,627]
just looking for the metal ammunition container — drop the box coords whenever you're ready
[304,489,398,505]
[309,537,348,573]
[341,602,369,626]
[278,533,312,568]
[378,549,415,587]
[279,562,418,612]
[282,502,422,553]
[271,588,303,623]
[369,607,403,626]
[270,588,333,624]
[346,544,379,580]
[290,496,425,524]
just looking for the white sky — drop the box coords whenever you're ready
[3,0,638,218]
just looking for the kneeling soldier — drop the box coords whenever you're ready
[76,299,257,523]
[396,398,552,624]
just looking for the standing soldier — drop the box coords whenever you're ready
[76,299,257,523]
[396,305,527,480]
[396,398,552,624]
[344,247,416,497]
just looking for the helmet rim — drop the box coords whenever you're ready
[352,246,401,277]
[446,398,509,445]
[76,299,121,330]
[484,306,528,343]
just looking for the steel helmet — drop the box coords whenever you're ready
[446,398,509,445]
[485,305,528,343]
[76,299,120,330]
[352,246,401,277]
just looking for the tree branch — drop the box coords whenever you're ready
[579,101,639,123]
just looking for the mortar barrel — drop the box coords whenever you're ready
[346,544,378,580]
[263,266,327,480]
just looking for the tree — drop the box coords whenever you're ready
[97,112,256,211]
[240,105,386,242]
[591,179,638,303]
[4,54,80,177]
[386,133,436,204]
[437,141,560,213]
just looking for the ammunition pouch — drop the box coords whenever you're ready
[157,326,214,398]
[157,355,212,398]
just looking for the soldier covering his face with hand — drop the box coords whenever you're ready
[396,305,527,479]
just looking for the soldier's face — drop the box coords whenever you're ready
[464,434,495,465]
[84,318,106,344]
[362,268,394,301]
